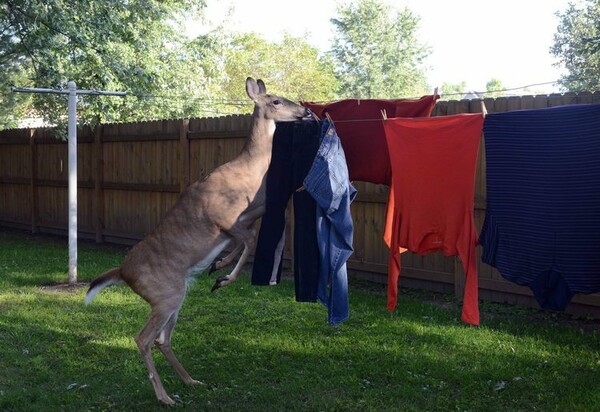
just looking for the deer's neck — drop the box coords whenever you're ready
[242,111,276,162]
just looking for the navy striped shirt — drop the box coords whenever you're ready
[480,104,600,310]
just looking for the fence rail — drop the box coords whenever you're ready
[1,92,600,316]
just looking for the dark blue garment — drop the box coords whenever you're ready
[251,120,321,302]
[480,104,600,310]
[304,120,357,324]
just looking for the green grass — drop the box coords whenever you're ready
[0,229,599,411]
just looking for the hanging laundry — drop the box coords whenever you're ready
[383,114,484,326]
[302,96,438,185]
[480,104,600,310]
[252,120,321,302]
[303,120,357,324]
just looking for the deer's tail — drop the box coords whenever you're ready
[85,268,124,305]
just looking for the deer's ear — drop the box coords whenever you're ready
[256,79,267,95]
[246,77,260,101]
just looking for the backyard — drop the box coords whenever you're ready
[0,229,599,411]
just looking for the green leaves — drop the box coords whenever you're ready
[1,0,207,128]
[551,0,600,92]
[329,0,430,99]
[218,32,339,104]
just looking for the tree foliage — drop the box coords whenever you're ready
[439,81,468,100]
[551,0,600,92]
[215,32,339,110]
[484,78,505,98]
[1,0,207,129]
[329,0,430,99]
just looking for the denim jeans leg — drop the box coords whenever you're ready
[316,207,330,306]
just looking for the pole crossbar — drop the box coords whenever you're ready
[11,86,127,97]
[12,81,126,284]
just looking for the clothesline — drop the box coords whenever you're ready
[309,117,384,123]
[307,103,488,123]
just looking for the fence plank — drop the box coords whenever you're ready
[29,129,38,233]
[94,125,104,243]
[180,119,190,191]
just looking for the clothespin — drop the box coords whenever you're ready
[381,109,388,120]
[480,100,488,118]
[434,87,439,98]
[296,185,305,192]
[324,112,333,123]
[357,99,361,106]
[310,109,320,121]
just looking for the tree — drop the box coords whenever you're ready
[217,32,339,110]
[0,66,32,129]
[1,0,209,129]
[329,0,430,99]
[484,78,505,98]
[439,81,468,100]
[551,0,600,91]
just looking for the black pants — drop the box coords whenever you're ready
[251,120,321,302]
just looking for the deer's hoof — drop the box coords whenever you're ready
[211,276,228,292]
[159,395,176,405]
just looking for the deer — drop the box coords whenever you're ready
[85,77,309,405]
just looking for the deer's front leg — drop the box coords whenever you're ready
[211,225,257,291]
[208,241,244,274]
[210,205,264,291]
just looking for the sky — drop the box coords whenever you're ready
[196,0,575,95]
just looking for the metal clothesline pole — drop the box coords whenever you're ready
[12,82,126,284]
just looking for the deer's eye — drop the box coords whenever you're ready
[273,100,281,105]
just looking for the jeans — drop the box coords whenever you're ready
[303,120,357,324]
[251,120,322,302]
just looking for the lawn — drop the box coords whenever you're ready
[0,229,599,411]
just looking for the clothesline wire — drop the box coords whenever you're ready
[3,78,587,119]
[437,80,564,98]
[304,80,565,103]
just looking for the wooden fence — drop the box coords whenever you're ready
[1,92,600,316]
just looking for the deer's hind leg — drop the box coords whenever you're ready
[135,286,187,405]
[155,310,200,385]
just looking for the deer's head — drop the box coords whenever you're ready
[246,77,309,121]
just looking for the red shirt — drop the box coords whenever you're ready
[382,114,484,326]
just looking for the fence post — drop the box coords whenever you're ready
[180,118,190,192]
[94,124,104,243]
[29,128,38,234]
